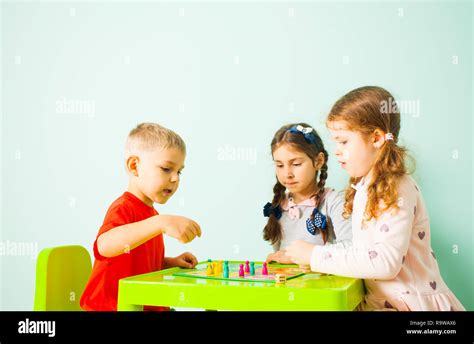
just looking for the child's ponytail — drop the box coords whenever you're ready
[365,140,413,220]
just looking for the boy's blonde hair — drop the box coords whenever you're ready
[125,122,186,157]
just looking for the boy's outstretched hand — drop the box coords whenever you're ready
[158,215,202,243]
[165,252,198,269]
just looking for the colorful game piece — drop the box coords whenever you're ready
[173,261,306,283]
[218,260,223,274]
[223,264,229,278]
[239,264,245,277]
[274,273,286,284]
[245,261,250,273]
[224,261,229,273]
[206,263,213,276]
[262,262,268,275]
[250,262,255,275]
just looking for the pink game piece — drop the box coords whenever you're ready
[262,262,268,275]
[245,261,250,273]
[239,264,245,277]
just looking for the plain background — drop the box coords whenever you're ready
[1,0,472,310]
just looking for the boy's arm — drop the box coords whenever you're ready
[97,214,201,258]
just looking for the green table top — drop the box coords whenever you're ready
[117,261,365,311]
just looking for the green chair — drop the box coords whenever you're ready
[34,245,92,311]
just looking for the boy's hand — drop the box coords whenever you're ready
[286,240,315,266]
[266,250,294,264]
[159,215,201,243]
[167,252,198,269]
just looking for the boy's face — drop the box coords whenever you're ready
[272,143,321,196]
[327,120,378,178]
[130,146,185,206]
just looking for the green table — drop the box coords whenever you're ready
[117,261,365,311]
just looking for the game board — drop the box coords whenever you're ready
[172,260,307,283]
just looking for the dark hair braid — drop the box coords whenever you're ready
[263,180,286,246]
[310,148,329,243]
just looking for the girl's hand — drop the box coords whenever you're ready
[167,252,198,269]
[286,240,315,266]
[266,250,294,264]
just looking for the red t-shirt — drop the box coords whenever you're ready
[80,192,167,311]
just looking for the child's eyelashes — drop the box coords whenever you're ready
[275,163,302,168]
[160,166,183,176]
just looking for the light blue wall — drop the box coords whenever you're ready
[1,1,472,310]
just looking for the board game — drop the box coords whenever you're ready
[172,260,308,283]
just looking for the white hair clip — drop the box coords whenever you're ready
[296,125,313,134]
[385,133,394,141]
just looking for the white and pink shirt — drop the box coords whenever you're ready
[310,174,465,311]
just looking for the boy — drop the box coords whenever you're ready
[80,123,201,311]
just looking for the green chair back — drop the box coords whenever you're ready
[34,245,92,311]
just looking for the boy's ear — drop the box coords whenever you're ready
[126,156,140,176]
[372,129,386,149]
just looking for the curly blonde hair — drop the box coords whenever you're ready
[327,86,414,222]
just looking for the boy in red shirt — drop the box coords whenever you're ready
[80,123,201,311]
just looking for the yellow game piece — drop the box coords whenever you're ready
[218,260,223,274]
[206,263,213,276]
[212,262,217,275]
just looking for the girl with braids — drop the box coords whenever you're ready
[287,86,465,311]
[263,123,352,265]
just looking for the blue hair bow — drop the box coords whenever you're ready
[306,208,327,235]
[263,202,282,220]
[288,125,317,145]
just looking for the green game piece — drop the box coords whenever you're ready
[223,265,229,279]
